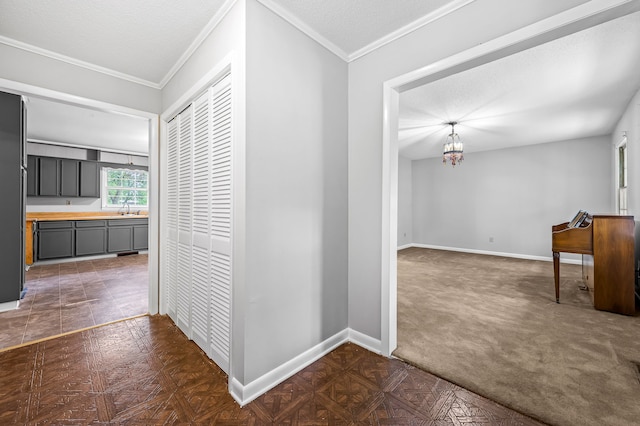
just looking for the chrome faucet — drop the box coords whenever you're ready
[121,201,130,215]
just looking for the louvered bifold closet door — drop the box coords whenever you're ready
[190,90,212,352]
[177,106,193,335]
[165,118,179,321]
[209,74,232,373]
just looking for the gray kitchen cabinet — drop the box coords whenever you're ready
[38,157,59,196]
[60,159,79,197]
[28,156,101,198]
[75,220,106,256]
[37,221,74,260]
[79,161,99,197]
[107,218,148,253]
[108,226,133,252]
[35,217,148,261]
[27,155,37,196]
[133,224,148,250]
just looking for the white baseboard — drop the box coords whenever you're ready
[348,328,382,354]
[229,327,385,406]
[0,300,19,313]
[403,243,582,265]
[396,243,413,250]
[230,329,349,406]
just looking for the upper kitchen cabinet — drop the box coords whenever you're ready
[37,156,59,196]
[29,156,100,198]
[79,161,99,197]
[26,155,38,196]
[60,158,79,197]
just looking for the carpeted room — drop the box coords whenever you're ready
[393,11,640,425]
[395,248,640,426]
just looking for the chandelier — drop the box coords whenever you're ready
[442,121,463,167]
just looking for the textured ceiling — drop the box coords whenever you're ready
[399,11,640,160]
[258,0,469,59]
[0,0,229,87]
[0,0,464,86]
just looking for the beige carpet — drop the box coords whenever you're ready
[394,247,640,426]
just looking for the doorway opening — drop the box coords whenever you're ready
[0,78,159,350]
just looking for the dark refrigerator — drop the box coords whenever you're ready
[0,90,26,309]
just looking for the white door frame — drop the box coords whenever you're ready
[380,0,640,356]
[0,77,160,314]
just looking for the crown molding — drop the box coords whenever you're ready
[158,0,238,88]
[256,0,350,61]
[348,0,477,61]
[258,0,476,63]
[0,0,238,91]
[0,35,161,89]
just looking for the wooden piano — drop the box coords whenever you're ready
[552,212,636,315]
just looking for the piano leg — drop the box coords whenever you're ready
[553,251,560,303]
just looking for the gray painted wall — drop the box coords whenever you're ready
[615,88,640,208]
[244,0,348,384]
[347,0,589,340]
[613,87,640,270]
[409,137,612,259]
[0,43,161,113]
[161,0,245,111]
[397,155,413,247]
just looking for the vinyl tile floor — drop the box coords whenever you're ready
[0,253,148,350]
[0,314,546,425]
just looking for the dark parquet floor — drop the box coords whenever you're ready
[0,315,546,425]
[0,254,148,350]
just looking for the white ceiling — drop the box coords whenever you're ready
[0,0,464,87]
[399,11,640,160]
[1,1,638,158]
[0,0,230,88]
[26,97,150,155]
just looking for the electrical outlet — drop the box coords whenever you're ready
[489,237,494,243]
[66,200,71,205]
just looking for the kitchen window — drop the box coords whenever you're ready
[101,167,148,210]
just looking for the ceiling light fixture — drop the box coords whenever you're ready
[442,121,463,167]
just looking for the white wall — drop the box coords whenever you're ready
[613,87,640,268]
[243,0,348,386]
[161,1,245,111]
[347,0,589,341]
[614,88,640,216]
[410,137,612,259]
[397,156,413,248]
[0,43,161,113]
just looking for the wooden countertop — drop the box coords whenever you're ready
[26,211,149,222]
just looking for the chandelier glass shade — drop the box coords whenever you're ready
[442,121,463,167]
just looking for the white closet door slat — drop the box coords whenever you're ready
[176,108,193,336]
[190,90,211,353]
[165,119,179,321]
[208,74,232,373]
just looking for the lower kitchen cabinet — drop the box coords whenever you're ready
[37,221,74,260]
[36,217,148,261]
[75,220,107,256]
[108,226,133,253]
[133,225,148,250]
